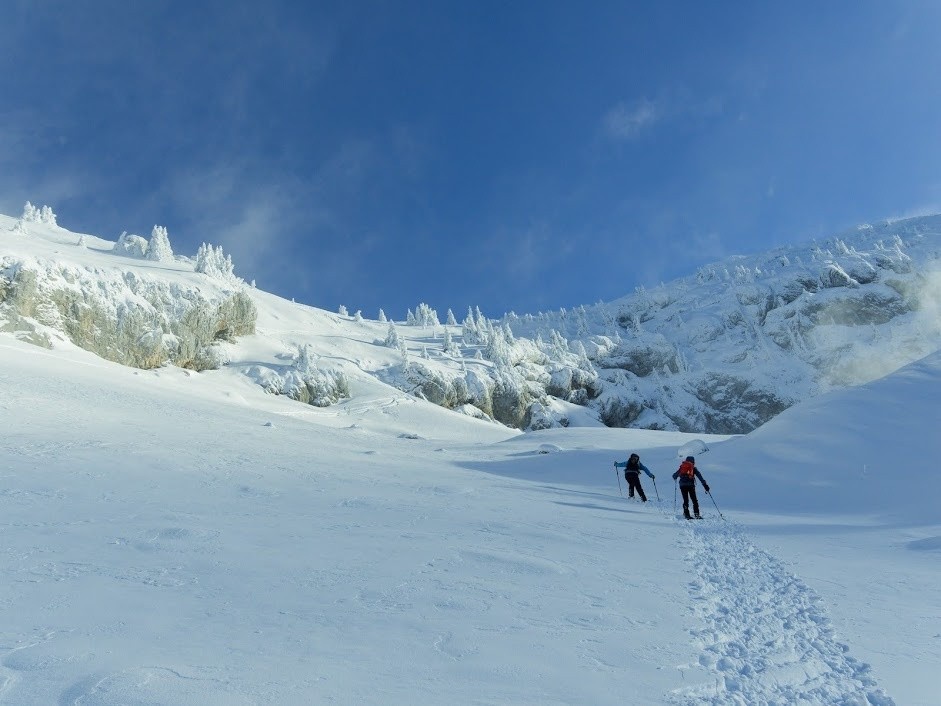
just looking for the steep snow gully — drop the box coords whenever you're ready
[670,516,895,706]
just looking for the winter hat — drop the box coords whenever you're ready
[685,456,695,462]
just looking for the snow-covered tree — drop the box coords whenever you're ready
[462,307,479,344]
[353,310,363,322]
[378,309,388,323]
[338,305,348,317]
[411,302,440,327]
[195,243,237,282]
[295,344,317,375]
[384,322,401,349]
[146,225,174,262]
[485,327,511,366]
[22,202,57,226]
[442,327,460,356]
[502,321,515,345]
[446,309,457,326]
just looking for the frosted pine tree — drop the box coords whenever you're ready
[22,202,58,225]
[462,308,479,344]
[147,225,174,262]
[414,303,440,327]
[295,344,316,375]
[446,309,457,326]
[384,322,401,349]
[378,309,388,323]
[442,327,460,356]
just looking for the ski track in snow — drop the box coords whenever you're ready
[671,516,895,706]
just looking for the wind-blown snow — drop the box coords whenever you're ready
[2,210,939,704]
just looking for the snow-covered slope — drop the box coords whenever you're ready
[509,217,941,432]
[2,299,939,703]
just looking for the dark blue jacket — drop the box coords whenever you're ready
[615,459,654,479]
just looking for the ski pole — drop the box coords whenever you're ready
[673,479,677,514]
[706,489,725,520]
[652,477,661,502]
[614,463,623,497]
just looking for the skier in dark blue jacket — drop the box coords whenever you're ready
[673,456,710,519]
[616,453,655,502]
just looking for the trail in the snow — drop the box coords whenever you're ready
[671,517,896,706]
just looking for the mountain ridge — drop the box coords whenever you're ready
[2,206,940,435]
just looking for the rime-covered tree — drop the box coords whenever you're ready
[462,308,480,345]
[384,322,401,349]
[195,243,236,282]
[378,309,388,323]
[21,202,57,225]
[485,327,512,366]
[413,302,440,327]
[147,225,174,262]
[295,344,316,375]
[446,308,457,326]
[442,327,456,355]
[502,321,515,345]
[338,305,348,316]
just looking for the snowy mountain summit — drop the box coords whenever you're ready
[2,204,940,434]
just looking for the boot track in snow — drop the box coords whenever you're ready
[670,517,895,706]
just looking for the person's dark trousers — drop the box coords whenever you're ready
[626,474,647,501]
[680,486,699,517]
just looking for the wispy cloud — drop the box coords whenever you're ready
[601,87,725,143]
[602,98,659,141]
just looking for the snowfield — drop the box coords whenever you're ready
[2,334,940,704]
[1,212,940,704]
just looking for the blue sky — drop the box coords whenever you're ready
[2,1,940,320]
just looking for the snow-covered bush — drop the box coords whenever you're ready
[113,232,149,258]
[0,259,256,371]
[247,361,350,407]
[284,344,351,406]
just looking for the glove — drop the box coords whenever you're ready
[703,484,710,493]
[651,474,656,480]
